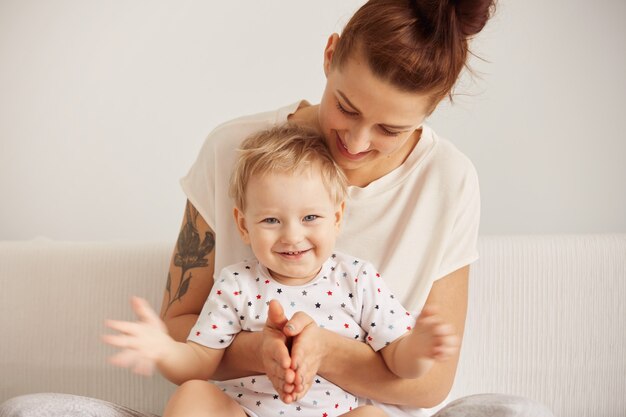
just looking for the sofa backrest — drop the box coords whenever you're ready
[1,235,625,416]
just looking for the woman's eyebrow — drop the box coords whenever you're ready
[337,90,362,113]
[337,90,413,130]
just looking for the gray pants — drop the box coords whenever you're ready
[0,393,553,417]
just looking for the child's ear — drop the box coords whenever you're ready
[335,201,345,231]
[233,207,251,244]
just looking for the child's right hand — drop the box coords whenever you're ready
[102,296,173,376]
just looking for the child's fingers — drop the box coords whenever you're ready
[101,333,137,349]
[131,297,164,327]
[104,319,143,335]
[108,349,140,368]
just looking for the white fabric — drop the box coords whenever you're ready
[180,101,481,314]
[187,252,414,417]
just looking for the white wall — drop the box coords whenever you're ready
[1,0,624,241]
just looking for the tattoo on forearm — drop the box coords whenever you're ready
[163,202,215,316]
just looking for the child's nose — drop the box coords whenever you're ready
[281,223,304,244]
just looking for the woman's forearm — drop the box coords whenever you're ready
[317,329,455,408]
[212,331,265,380]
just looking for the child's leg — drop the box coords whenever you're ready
[163,380,248,417]
[340,405,388,417]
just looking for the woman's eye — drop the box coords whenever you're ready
[303,215,319,222]
[380,126,401,137]
[336,101,358,117]
[262,218,279,224]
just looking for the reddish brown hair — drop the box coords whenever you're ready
[332,0,496,106]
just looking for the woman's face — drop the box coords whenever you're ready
[317,35,433,186]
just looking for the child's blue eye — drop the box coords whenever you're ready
[262,218,279,224]
[303,215,319,222]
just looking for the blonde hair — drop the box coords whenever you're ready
[229,124,348,211]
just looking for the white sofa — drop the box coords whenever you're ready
[1,235,624,417]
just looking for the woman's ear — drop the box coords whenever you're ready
[233,207,251,245]
[323,33,340,77]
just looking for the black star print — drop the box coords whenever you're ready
[256,401,261,406]
[240,315,245,320]
[315,303,321,308]
[390,310,395,314]
[255,277,259,281]
[315,378,321,384]
[302,290,308,296]
[238,394,243,398]
[255,315,260,320]
[219,339,225,343]
[375,304,379,309]
[390,294,395,299]
[245,266,251,269]
[233,272,239,276]
[341,303,346,308]
[371,322,376,327]
[277,288,283,294]
[348,293,353,298]
[296,406,302,411]
[222,304,228,309]
[273,395,279,400]
[328,315,333,320]
[353,260,359,265]
[248,301,252,307]
[331,254,336,258]
[251,378,256,384]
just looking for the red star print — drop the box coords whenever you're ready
[217,290,222,295]
[196,331,201,336]
[406,312,411,316]
[265,280,270,284]
[376,273,380,277]
[233,291,240,295]
[367,336,373,341]
[323,414,328,417]
[354,278,358,282]
[407,326,412,331]
[335,403,339,408]
[344,323,349,328]
[327,291,333,296]
[212,325,218,329]
[256,294,261,299]
[377,288,381,293]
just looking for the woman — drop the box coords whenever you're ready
[0,0,553,416]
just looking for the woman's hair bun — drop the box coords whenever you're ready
[412,0,496,39]
[453,0,496,37]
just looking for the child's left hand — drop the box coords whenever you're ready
[411,306,460,361]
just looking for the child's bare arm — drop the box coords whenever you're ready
[380,307,459,379]
[103,296,224,385]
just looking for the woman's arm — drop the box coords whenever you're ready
[290,265,469,408]
[160,200,216,342]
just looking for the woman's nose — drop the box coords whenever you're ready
[344,126,371,154]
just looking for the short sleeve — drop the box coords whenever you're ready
[357,262,415,351]
[179,127,220,232]
[188,268,243,348]
[437,160,481,279]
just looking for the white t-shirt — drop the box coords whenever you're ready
[188,252,414,417]
[181,100,480,312]
[180,101,480,416]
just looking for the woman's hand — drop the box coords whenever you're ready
[102,296,173,376]
[282,309,326,402]
[262,300,297,402]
